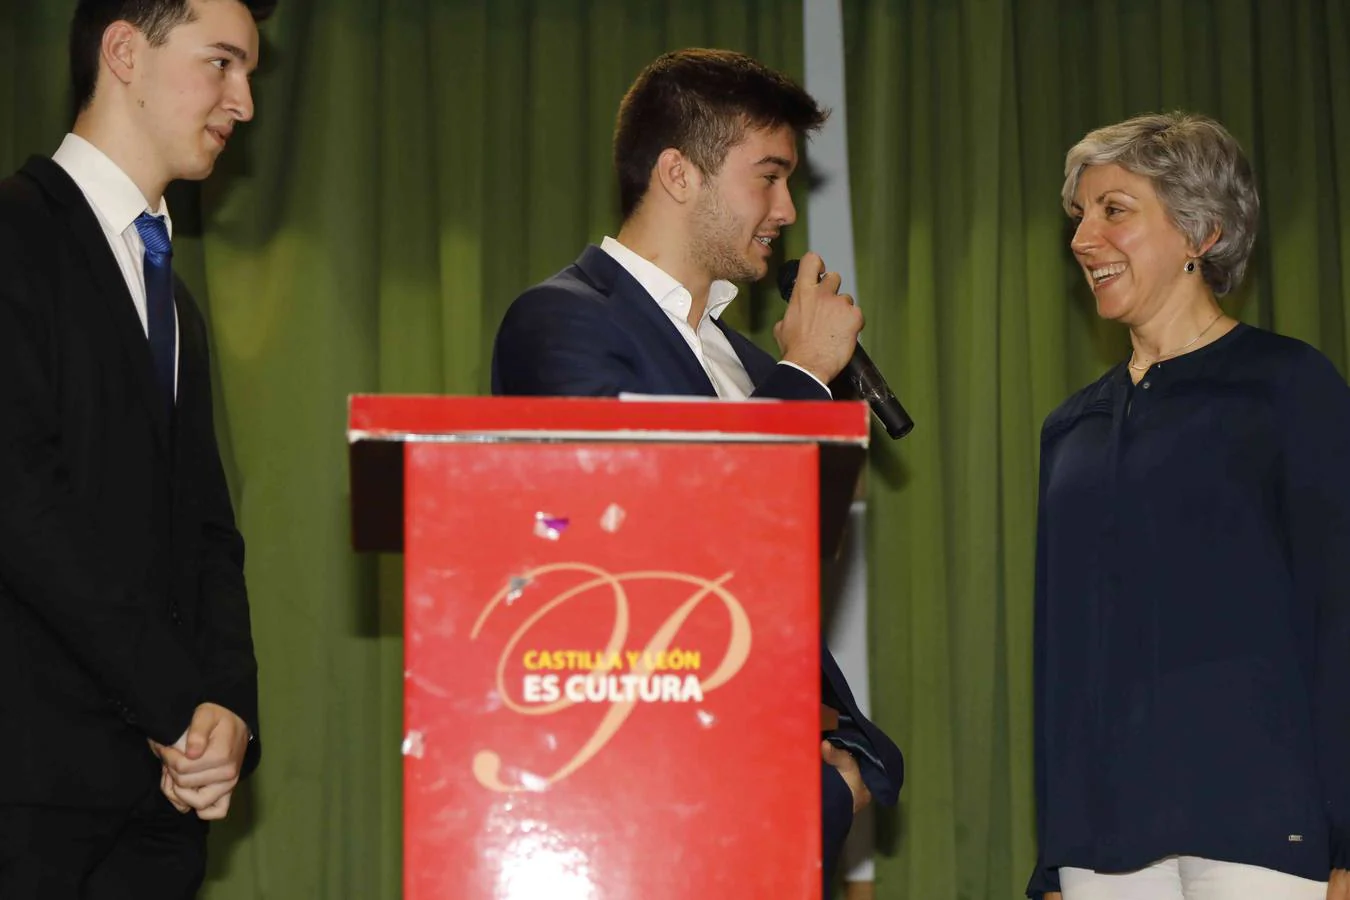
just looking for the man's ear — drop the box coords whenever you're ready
[653,147,702,206]
[102,21,140,87]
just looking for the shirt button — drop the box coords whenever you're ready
[1141,380,1152,390]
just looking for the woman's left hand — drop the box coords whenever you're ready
[1329,868,1349,900]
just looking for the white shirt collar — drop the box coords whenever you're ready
[52,133,172,239]
[600,236,738,324]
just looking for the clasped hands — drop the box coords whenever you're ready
[148,702,250,820]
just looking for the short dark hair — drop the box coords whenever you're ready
[70,0,276,114]
[613,48,829,220]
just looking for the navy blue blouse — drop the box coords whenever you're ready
[1028,324,1350,896]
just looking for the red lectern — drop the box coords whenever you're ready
[348,396,868,899]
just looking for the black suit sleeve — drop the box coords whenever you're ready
[821,642,904,807]
[181,304,260,775]
[0,234,203,746]
[1026,422,1060,898]
[493,287,645,396]
[1279,348,1350,870]
[752,363,831,401]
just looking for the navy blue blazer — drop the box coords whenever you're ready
[492,244,904,808]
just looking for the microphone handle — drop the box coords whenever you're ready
[776,258,914,440]
[844,342,914,439]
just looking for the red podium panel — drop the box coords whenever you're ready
[348,396,869,900]
[404,441,820,898]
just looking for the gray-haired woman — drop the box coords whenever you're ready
[1028,112,1350,900]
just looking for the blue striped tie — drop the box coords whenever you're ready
[133,212,176,418]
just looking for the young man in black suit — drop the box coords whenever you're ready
[493,48,904,890]
[0,1,270,896]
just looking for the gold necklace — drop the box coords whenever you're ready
[1128,311,1225,372]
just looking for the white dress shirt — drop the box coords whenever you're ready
[600,236,827,398]
[53,133,178,395]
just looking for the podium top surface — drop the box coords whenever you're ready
[348,394,869,446]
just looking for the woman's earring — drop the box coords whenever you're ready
[1185,259,1197,273]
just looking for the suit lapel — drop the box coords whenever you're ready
[22,157,172,453]
[713,318,777,389]
[171,282,202,496]
[573,245,717,396]
[172,280,200,466]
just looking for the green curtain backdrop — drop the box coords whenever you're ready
[845,1,1350,898]
[2,2,1347,898]
[1,2,805,898]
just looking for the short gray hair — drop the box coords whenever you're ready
[1062,112,1260,297]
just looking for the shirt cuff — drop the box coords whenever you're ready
[776,361,832,397]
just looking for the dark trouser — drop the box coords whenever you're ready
[0,786,208,900]
[823,760,855,895]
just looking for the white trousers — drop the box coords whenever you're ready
[1061,856,1326,900]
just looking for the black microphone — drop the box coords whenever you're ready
[777,259,914,440]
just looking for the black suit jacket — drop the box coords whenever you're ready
[493,244,903,806]
[0,157,260,810]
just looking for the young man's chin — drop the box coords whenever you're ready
[179,156,219,183]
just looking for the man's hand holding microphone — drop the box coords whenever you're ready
[774,251,915,439]
[774,251,865,387]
